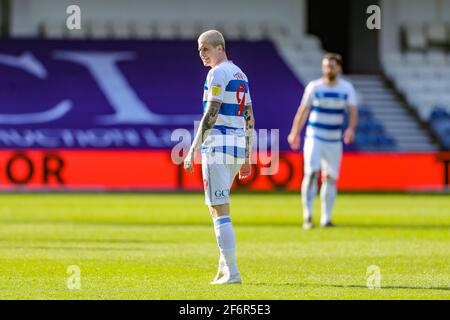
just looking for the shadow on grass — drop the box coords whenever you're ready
[250,282,450,292]
[0,245,153,251]
[334,224,450,231]
[0,238,163,244]
[0,219,449,230]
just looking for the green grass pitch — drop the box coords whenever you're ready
[0,193,448,300]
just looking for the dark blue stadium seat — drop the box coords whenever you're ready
[349,106,395,151]
[429,106,450,149]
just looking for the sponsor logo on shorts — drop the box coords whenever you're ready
[214,189,230,198]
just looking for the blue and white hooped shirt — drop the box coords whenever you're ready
[202,60,252,158]
[302,78,357,143]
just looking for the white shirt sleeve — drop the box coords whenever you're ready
[300,82,315,107]
[207,68,226,103]
[347,83,358,107]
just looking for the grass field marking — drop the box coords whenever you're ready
[366,265,381,289]
[66,265,81,290]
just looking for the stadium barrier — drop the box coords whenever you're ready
[0,150,446,191]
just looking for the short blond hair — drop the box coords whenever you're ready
[198,30,226,50]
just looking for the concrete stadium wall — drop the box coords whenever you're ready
[11,0,306,37]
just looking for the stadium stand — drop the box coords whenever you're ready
[430,107,450,149]
[1,0,448,193]
[35,17,406,152]
[382,19,450,151]
[12,0,448,152]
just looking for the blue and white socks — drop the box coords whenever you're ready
[213,216,239,276]
[320,178,337,225]
[302,173,337,225]
[301,172,318,222]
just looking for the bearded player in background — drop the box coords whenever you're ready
[288,53,358,230]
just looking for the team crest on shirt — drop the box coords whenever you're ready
[211,85,221,96]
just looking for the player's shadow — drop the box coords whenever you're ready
[2,219,449,230]
[0,244,158,251]
[0,237,173,251]
[251,282,450,292]
[322,283,450,292]
[335,223,450,231]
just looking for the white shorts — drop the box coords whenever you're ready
[202,152,243,206]
[303,137,342,179]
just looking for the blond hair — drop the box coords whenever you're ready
[198,30,226,50]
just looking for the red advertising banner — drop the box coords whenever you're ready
[0,150,447,191]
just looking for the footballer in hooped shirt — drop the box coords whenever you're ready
[288,53,358,230]
[184,30,255,284]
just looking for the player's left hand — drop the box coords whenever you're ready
[343,128,355,144]
[239,162,251,180]
[184,150,195,173]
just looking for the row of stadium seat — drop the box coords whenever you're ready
[390,67,450,84]
[384,51,450,67]
[383,41,449,149]
[276,36,325,83]
[347,107,396,151]
[383,50,450,120]
[403,23,450,51]
[40,19,291,41]
[429,107,450,149]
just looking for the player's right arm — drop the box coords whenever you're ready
[184,100,221,173]
[288,83,314,150]
[184,68,225,173]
